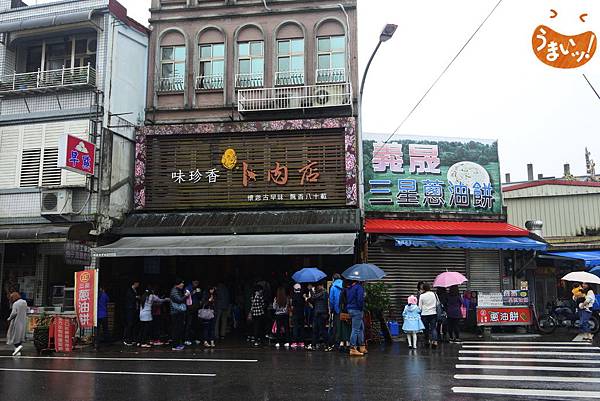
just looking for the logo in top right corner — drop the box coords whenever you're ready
[532,9,596,69]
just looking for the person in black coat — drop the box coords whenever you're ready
[123,280,140,346]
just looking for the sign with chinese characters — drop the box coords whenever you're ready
[363,134,502,214]
[58,134,96,175]
[74,269,98,329]
[144,131,347,210]
[477,292,504,307]
[477,307,532,326]
[54,316,73,352]
[502,290,530,306]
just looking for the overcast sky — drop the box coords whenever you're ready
[41,0,600,182]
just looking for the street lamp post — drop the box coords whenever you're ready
[357,23,397,215]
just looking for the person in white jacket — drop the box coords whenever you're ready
[575,283,596,342]
[418,283,439,347]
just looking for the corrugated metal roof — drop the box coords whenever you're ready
[503,180,600,192]
[114,209,360,236]
[365,219,529,236]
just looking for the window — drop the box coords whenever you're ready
[276,38,304,86]
[317,35,346,83]
[160,45,186,92]
[236,41,264,88]
[197,43,225,90]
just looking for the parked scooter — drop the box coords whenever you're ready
[538,300,600,335]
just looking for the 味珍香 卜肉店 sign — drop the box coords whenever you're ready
[143,131,349,210]
[362,134,502,214]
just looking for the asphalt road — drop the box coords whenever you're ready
[1,337,599,401]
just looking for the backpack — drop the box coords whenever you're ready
[592,296,600,312]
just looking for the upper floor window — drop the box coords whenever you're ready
[160,45,186,92]
[317,35,346,83]
[198,43,225,90]
[276,39,304,86]
[236,41,264,88]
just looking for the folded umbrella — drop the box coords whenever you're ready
[433,271,468,288]
[292,267,327,283]
[561,271,600,285]
[342,264,386,282]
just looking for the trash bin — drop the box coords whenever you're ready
[387,321,400,337]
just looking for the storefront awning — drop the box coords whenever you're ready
[0,223,92,243]
[365,219,529,236]
[392,235,547,251]
[92,233,357,257]
[543,251,600,268]
[0,9,102,34]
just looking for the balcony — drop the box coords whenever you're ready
[238,82,352,113]
[235,73,264,89]
[275,71,305,86]
[316,68,346,84]
[0,65,96,96]
[195,74,224,90]
[158,77,185,93]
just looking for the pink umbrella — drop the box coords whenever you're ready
[433,272,468,288]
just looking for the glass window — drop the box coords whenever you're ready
[237,41,264,88]
[316,35,346,83]
[198,43,225,90]
[276,38,304,85]
[160,45,186,91]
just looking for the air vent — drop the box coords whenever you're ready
[41,189,73,215]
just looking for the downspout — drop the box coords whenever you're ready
[262,0,272,11]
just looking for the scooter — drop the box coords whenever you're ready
[538,301,600,334]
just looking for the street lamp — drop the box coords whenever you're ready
[360,24,398,100]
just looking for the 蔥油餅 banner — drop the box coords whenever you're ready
[362,134,502,214]
[74,270,98,329]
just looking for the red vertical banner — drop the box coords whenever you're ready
[54,317,73,352]
[74,270,98,329]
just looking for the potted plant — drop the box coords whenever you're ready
[33,313,52,354]
[365,282,393,343]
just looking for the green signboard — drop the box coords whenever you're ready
[363,134,502,214]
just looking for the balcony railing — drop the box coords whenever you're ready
[275,71,305,86]
[195,74,224,90]
[316,68,347,84]
[158,76,185,93]
[235,73,264,88]
[0,65,96,95]
[238,82,352,113]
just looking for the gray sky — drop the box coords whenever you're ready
[92,0,600,181]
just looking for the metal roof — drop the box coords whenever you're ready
[365,219,529,236]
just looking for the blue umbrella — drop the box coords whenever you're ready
[590,267,600,278]
[342,264,386,282]
[292,267,327,283]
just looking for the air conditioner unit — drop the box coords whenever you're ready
[41,189,73,215]
[313,84,350,107]
[275,90,303,110]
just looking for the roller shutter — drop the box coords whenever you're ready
[367,245,467,319]
[467,250,501,292]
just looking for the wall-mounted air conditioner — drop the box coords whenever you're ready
[313,85,349,107]
[41,189,73,215]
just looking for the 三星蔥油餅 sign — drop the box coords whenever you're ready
[363,134,502,214]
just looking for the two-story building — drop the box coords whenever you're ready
[93,0,360,307]
[0,0,148,318]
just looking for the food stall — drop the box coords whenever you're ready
[477,286,532,337]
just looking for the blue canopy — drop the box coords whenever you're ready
[393,235,547,251]
[545,251,600,268]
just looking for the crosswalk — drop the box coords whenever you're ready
[451,340,600,399]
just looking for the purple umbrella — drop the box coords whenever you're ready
[433,272,468,288]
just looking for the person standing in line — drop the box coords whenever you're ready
[416,281,426,301]
[249,285,266,347]
[290,284,306,348]
[215,282,231,340]
[139,288,168,348]
[199,286,217,348]
[184,280,201,346]
[347,280,366,356]
[446,286,464,343]
[418,283,439,348]
[402,295,425,349]
[272,287,290,349]
[575,282,596,342]
[123,280,140,346]
[307,282,328,351]
[6,292,27,356]
[96,286,110,348]
[436,287,448,343]
[170,279,189,351]
[329,274,349,351]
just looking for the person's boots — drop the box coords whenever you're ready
[359,345,368,354]
[349,347,364,356]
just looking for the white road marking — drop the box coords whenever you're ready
[462,341,590,346]
[0,356,257,363]
[456,364,600,372]
[455,373,600,383]
[459,356,600,364]
[459,350,600,356]
[452,387,600,398]
[0,367,215,377]
[462,345,599,350]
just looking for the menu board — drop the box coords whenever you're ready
[477,292,504,307]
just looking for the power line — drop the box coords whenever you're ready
[583,74,600,101]
[376,0,504,150]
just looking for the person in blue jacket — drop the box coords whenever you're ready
[329,274,350,351]
[346,280,366,356]
[96,286,110,348]
[402,295,425,349]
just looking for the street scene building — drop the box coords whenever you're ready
[0,0,148,320]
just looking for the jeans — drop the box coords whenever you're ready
[171,313,185,347]
[447,318,460,340]
[292,314,304,343]
[349,309,364,347]
[202,318,216,342]
[422,315,439,342]
[312,312,327,346]
[215,309,230,339]
[580,309,592,333]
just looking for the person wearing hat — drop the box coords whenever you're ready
[403,295,425,349]
[290,284,306,348]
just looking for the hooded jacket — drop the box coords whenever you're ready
[310,287,328,314]
[346,283,364,311]
[329,279,344,314]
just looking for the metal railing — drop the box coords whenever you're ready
[195,74,224,90]
[158,76,185,92]
[235,73,264,88]
[238,82,352,112]
[275,71,305,86]
[316,68,347,84]
[0,65,96,95]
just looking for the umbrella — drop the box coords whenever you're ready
[342,264,386,282]
[433,272,468,288]
[561,271,600,285]
[292,267,327,283]
[590,267,600,278]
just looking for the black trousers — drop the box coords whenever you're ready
[292,315,304,343]
[96,317,110,346]
[139,321,152,344]
[252,315,265,342]
[124,309,138,343]
[447,318,461,340]
[312,312,327,346]
[171,313,185,347]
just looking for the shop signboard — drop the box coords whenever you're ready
[477,307,532,326]
[477,292,504,307]
[503,290,530,306]
[54,317,73,352]
[144,131,348,210]
[58,134,96,175]
[363,134,502,214]
[74,270,98,329]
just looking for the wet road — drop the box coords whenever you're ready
[1,339,599,401]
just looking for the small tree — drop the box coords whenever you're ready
[365,282,392,315]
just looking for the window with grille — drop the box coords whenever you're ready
[317,35,346,83]
[276,39,304,86]
[198,43,225,90]
[236,41,264,88]
[160,46,186,92]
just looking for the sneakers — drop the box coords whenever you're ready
[141,344,151,348]
[184,341,192,346]
[123,341,134,346]
[171,345,185,351]
[306,344,313,351]
[349,347,364,356]
[324,346,334,352]
[151,341,164,346]
[253,341,260,347]
[204,341,210,347]
[284,343,290,348]
[12,345,23,356]
[210,341,216,348]
[275,343,281,348]
[290,342,298,348]
[298,342,305,348]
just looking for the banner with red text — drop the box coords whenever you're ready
[74,269,98,328]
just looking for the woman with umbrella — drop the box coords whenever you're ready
[574,282,595,342]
